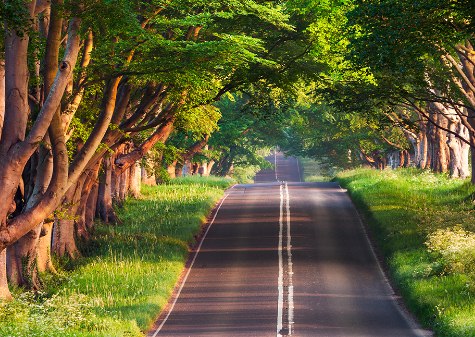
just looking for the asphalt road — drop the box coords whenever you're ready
[149,152,431,337]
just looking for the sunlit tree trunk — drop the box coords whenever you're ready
[37,220,56,273]
[447,112,470,178]
[129,162,141,198]
[97,156,118,223]
[0,250,10,300]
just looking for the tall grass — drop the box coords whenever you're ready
[0,176,234,337]
[336,168,475,337]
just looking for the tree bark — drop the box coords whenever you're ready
[37,221,56,273]
[0,59,5,133]
[52,176,85,259]
[76,167,100,240]
[86,182,99,231]
[114,117,175,173]
[0,16,82,257]
[167,161,177,180]
[97,156,118,223]
[447,111,470,178]
[0,250,12,300]
[7,224,42,289]
[129,162,141,198]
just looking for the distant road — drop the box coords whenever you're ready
[149,152,431,337]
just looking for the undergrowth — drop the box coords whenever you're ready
[336,168,475,337]
[0,176,233,337]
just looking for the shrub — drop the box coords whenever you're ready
[426,226,475,276]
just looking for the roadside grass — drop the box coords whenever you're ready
[0,176,234,337]
[298,157,334,182]
[336,168,475,337]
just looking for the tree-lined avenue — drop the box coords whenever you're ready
[149,153,431,336]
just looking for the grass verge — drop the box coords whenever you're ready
[335,168,475,337]
[298,157,334,182]
[0,176,234,337]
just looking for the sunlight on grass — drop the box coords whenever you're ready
[0,176,234,337]
[336,168,475,337]
[298,157,334,182]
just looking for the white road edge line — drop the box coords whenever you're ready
[277,182,294,337]
[277,183,284,336]
[286,182,294,334]
[151,192,231,337]
[337,184,432,337]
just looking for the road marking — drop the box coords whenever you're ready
[151,193,231,337]
[296,159,301,182]
[277,182,294,336]
[277,184,284,336]
[285,182,294,333]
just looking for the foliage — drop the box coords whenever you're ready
[336,168,475,336]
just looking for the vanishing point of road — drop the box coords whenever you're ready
[148,153,432,337]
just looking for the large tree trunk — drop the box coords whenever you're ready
[0,59,5,132]
[428,106,450,173]
[447,112,470,178]
[0,250,11,300]
[7,144,54,289]
[0,58,8,299]
[76,166,100,240]
[37,221,56,273]
[0,13,81,299]
[7,224,42,289]
[52,176,86,259]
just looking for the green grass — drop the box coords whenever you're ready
[0,176,234,337]
[336,168,475,337]
[298,157,334,182]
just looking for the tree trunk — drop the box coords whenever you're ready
[416,119,429,169]
[52,177,85,259]
[447,112,470,178]
[86,182,99,231]
[0,250,12,300]
[175,163,183,177]
[428,107,449,173]
[37,221,56,273]
[167,161,177,179]
[7,224,42,289]
[8,144,53,289]
[0,59,5,132]
[76,167,99,240]
[97,156,118,223]
[0,15,81,301]
[129,162,141,198]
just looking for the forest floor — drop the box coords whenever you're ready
[334,168,475,337]
[0,176,233,337]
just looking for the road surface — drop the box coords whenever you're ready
[149,152,431,337]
